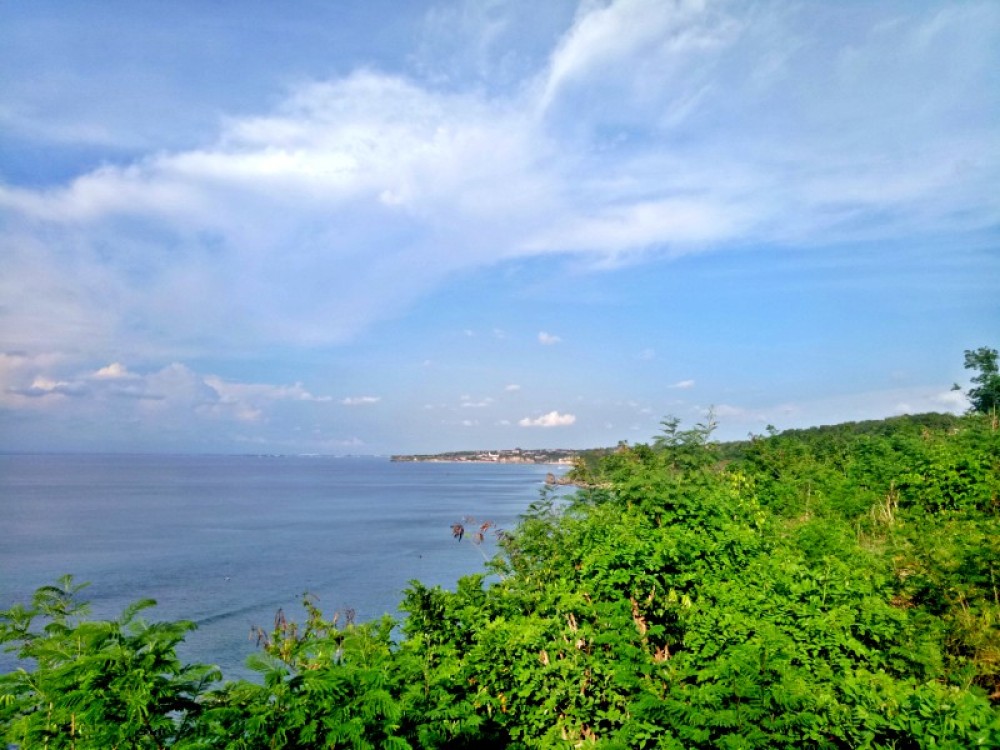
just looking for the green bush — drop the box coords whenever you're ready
[3,411,998,748]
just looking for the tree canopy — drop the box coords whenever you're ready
[964,346,1000,416]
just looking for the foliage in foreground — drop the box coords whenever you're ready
[2,412,999,748]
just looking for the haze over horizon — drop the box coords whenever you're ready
[1,0,997,455]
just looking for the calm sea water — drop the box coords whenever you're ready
[0,454,564,680]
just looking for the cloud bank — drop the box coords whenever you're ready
[3,1,996,363]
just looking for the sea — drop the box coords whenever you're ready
[0,453,567,681]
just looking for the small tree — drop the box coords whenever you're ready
[0,576,219,749]
[963,346,1000,416]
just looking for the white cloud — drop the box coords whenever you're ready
[461,396,494,408]
[538,331,562,345]
[539,0,738,113]
[1,3,997,363]
[16,376,87,399]
[932,388,968,410]
[206,377,332,405]
[505,383,521,392]
[93,362,137,380]
[1,354,334,433]
[670,379,695,389]
[341,395,381,406]
[519,410,576,427]
[525,198,747,259]
[0,70,558,354]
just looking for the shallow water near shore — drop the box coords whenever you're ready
[1,453,564,681]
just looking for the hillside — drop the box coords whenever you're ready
[3,411,998,748]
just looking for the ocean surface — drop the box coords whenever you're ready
[0,453,566,681]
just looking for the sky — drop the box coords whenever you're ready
[1,0,998,455]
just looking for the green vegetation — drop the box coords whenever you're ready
[963,347,1000,418]
[3,394,999,746]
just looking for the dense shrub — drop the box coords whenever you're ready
[3,413,998,748]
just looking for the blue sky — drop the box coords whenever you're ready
[1,0,997,454]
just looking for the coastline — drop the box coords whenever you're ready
[390,447,578,465]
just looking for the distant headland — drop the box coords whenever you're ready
[390,447,579,465]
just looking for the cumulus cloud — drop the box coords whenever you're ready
[4,357,161,405]
[10,376,88,399]
[93,362,137,380]
[519,410,576,427]
[1,354,332,431]
[538,331,562,345]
